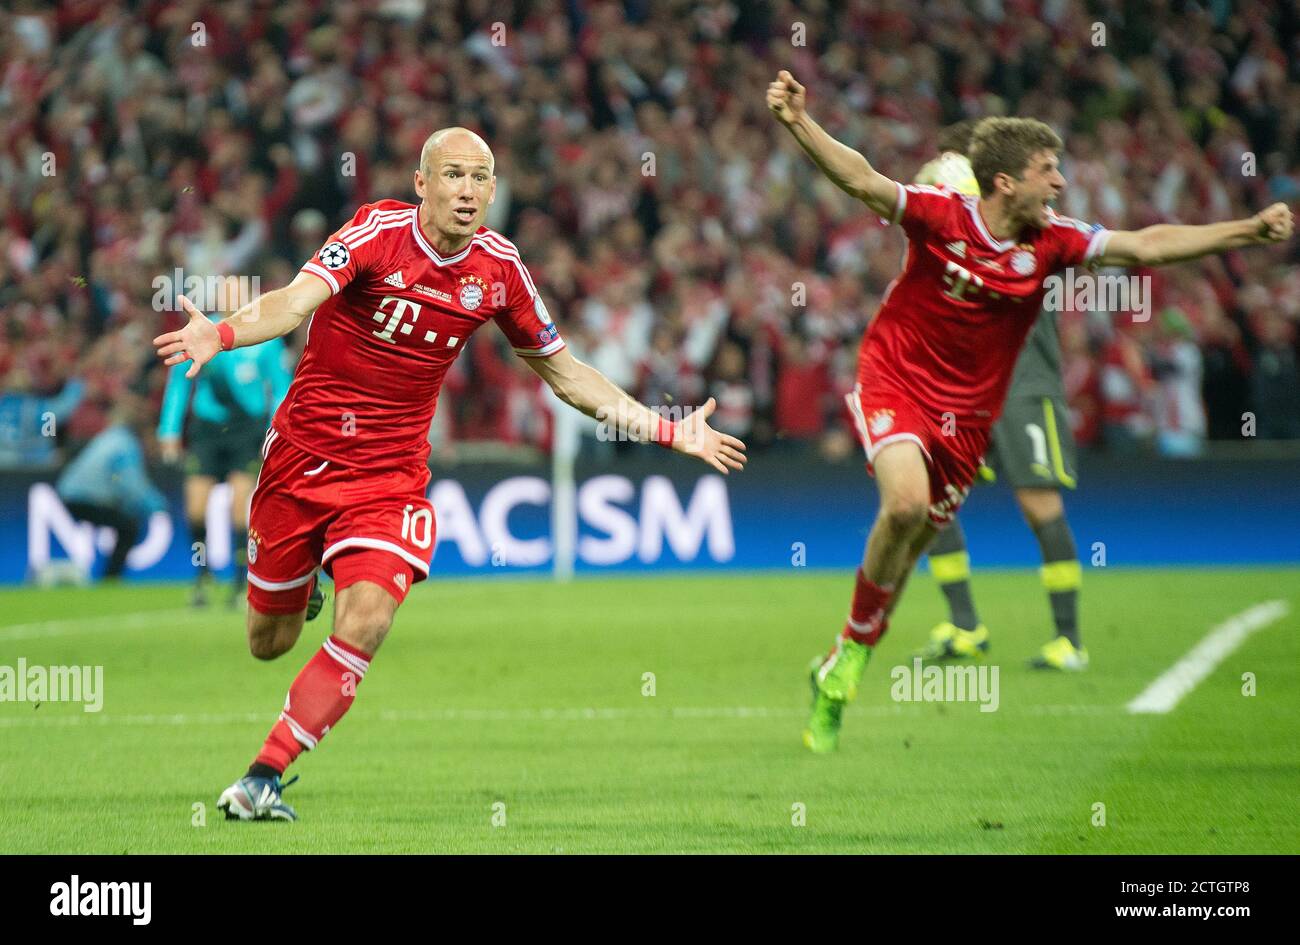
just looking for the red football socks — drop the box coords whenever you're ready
[842,569,894,646]
[254,635,371,773]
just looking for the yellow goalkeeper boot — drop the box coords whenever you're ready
[914,621,989,662]
[1029,635,1089,671]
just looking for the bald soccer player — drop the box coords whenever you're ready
[156,128,748,820]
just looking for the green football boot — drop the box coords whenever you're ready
[803,638,872,753]
[803,654,842,754]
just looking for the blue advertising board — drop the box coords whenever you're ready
[1,453,1296,584]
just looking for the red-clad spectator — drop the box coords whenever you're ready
[774,335,833,441]
[1100,325,1155,453]
[1060,315,1102,448]
[1,0,1297,469]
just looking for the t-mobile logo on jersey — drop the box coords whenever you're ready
[941,259,986,301]
[370,296,461,348]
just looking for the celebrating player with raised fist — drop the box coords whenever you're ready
[154,127,746,821]
[768,69,1294,753]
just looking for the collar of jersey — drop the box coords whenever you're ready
[962,194,1017,253]
[410,211,477,266]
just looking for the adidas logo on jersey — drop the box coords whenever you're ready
[384,271,406,289]
[946,241,966,258]
[394,573,407,592]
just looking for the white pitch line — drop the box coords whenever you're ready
[0,706,826,729]
[0,608,202,642]
[0,703,1118,729]
[1127,600,1290,714]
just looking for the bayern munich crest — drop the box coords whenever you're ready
[458,274,488,311]
[247,536,258,565]
[1010,248,1037,276]
[868,408,895,436]
[320,241,350,270]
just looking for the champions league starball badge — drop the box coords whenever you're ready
[320,241,350,270]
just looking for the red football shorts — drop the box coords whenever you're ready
[245,427,435,614]
[845,383,990,525]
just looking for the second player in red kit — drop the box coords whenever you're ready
[154,128,747,820]
[767,69,1293,753]
[846,180,1109,525]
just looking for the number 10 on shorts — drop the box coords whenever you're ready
[401,504,434,549]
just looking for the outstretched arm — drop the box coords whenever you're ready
[525,348,747,475]
[767,70,899,220]
[1097,203,1293,267]
[152,271,329,379]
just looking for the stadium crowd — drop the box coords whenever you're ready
[2,0,1299,469]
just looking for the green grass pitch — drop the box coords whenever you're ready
[1,568,1296,853]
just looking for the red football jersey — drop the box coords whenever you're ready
[277,200,564,468]
[860,182,1111,424]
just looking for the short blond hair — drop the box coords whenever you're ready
[968,117,1062,197]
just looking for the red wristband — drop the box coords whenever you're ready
[652,415,677,448]
[216,321,235,351]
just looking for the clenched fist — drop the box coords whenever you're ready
[1253,202,1294,243]
[767,70,806,126]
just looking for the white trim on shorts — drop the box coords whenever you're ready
[321,537,431,577]
[247,568,317,592]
